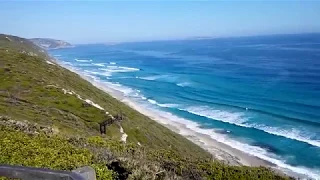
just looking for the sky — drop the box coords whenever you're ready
[1,1,320,44]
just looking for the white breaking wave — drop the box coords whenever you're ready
[84,70,112,77]
[62,62,73,66]
[137,94,147,100]
[110,62,116,65]
[79,71,137,97]
[75,58,92,62]
[158,103,179,108]
[177,82,192,87]
[53,58,320,179]
[182,106,247,125]
[181,106,320,148]
[140,106,320,179]
[136,75,166,81]
[252,125,320,148]
[147,99,178,108]
[77,63,93,67]
[103,82,135,96]
[92,63,106,67]
[147,99,157,105]
[100,66,140,73]
[136,75,181,83]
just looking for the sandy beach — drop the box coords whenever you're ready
[78,71,271,167]
[55,60,315,179]
[121,98,271,166]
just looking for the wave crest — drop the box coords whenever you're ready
[136,75,168,81]
[141,105,320,179]
[177,82,192,87]
[147,99,179,108]
[181,106,320,147]
[92,63,106,67]
[75,58,92,62]
[100,66,140,73]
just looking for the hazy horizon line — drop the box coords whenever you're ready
[70,31,320,45]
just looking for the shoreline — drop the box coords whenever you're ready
[55,60,313,179]
[122,97,271,167]
[75,69,271,167]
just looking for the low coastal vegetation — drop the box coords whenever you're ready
[0,34,291,179]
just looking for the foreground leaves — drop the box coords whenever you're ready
[0,126,113,180]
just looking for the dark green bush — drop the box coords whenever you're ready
[0,126,113,180]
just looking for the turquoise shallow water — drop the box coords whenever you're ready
[50,34,320,179]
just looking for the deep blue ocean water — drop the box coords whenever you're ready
[50,34,320,179]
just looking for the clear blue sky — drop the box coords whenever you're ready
[1,1,320,43]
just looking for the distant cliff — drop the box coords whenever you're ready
[29,38,73,49]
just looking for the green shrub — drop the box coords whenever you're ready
[91,164,114,180]
[88,136,136,155]
[0,126,114,180]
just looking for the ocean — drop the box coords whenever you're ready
[50,34,320,179]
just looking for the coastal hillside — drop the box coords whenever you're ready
[0,34,289,179]
[29,38,72,49]
[0,34,52,61]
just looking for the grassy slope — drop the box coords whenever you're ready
[0,34,290,180]
[0,34,206,157]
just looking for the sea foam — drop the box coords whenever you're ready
[54,58,320,179]
[181,106,320,148]
[92,63,106,67]
[100,66,140,73]
[177,82,192,87]
[140,105,320,179]
[75,58,92,62]
[147,99,178,108]
[136,75,166,81]
[84,70,112,77]
[77,63,94,67]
